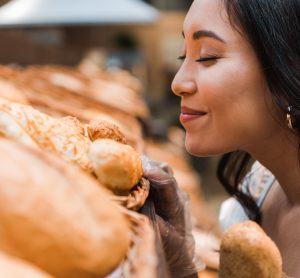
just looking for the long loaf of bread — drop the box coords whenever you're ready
[0,138,131,277]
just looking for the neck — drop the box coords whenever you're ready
[248,131,300,206]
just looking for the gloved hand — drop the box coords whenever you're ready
[141,156,204,278]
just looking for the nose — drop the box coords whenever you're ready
[171,64,196,97]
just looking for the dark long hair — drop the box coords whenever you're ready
[217,0,300,223]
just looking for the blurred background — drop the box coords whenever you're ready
[0,0,227,217]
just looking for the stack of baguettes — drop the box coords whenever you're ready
[0,65,146,152]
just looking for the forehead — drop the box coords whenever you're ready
[183,0,230,37]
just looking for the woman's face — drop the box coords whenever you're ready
[172,0,281,157]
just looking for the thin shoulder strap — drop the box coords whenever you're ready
[241,161,276,208]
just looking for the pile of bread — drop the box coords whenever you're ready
[0,64,286,277]
[0,65,158,277]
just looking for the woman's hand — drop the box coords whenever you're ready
[141,156,203,278]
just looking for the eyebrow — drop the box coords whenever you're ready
[182,30,226,43]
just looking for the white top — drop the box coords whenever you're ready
[219,161,276,231]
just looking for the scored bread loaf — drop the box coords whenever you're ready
[0,108,39,149]
[219,220,283,278]
[0,98,92,172]
[0,138,131,277]
[0,78,29,104]
[88,138,143,193]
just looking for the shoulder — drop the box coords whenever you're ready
[219,161,276,231]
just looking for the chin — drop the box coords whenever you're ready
[185,141,209,157]
[185,139,226,157]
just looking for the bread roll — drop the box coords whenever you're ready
[0,138,130,277]
[88,139,143,193]
[219,221,282,278]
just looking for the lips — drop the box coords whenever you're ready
[181,106,206,115]
[180,106,207,123]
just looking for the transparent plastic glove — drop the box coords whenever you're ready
[141,156,205,278]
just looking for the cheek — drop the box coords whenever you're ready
[203,59,269,124]
[185,61,277,155]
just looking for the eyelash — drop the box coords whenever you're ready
[177,55,218,62]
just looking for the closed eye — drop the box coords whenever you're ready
[177,55,186,61]
[177,55,219,63]
[196,56,219,62]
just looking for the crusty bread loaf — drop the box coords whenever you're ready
[0,98,92,172]
[88,138,143,193]
[0,138,130,277]
[0,79,29,104]
[219,221,282,278]
[0,251,53,278]
[0,108,39,149]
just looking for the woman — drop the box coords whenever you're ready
[169,0,300,277]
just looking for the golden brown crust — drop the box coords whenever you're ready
[59,116,85,135]
[0,108,39,149]
[0,251,53,278]
[86,120,127,144]
[111,178,150,211]
[219,221,282,278]
[88,139,143,193]
[0,80,28,104]
[0,99,92,172]
[0,138,131,277]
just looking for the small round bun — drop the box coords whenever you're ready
[88,139,143,193]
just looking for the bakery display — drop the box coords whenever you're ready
[0,63,281,277]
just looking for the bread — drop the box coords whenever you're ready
[0,78,28,104]
[0,107,39,149]
[86,120,127,144]
[0,138,130,277]
[0,251,53,278]
[0,99,92,172]
[59,115,85,135]
[88,139,143,193]
[219,221,282,278]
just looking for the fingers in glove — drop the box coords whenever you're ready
[151,184,186,234]
[156,215,198,278]
[141,155,173,182]
[141,156,186,232]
